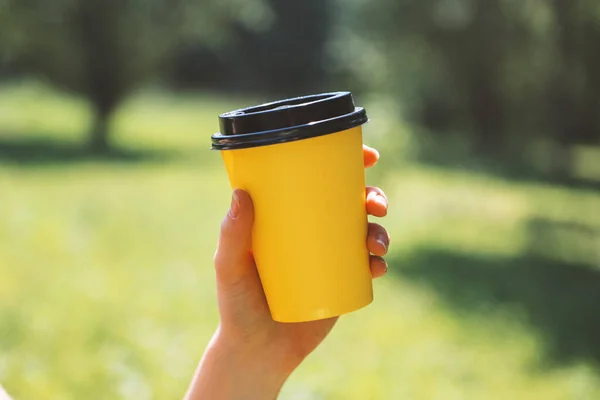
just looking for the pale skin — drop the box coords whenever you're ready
[0,145,389,400]
[185,145,390,400]
[0,385,10,400]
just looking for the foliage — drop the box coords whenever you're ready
[0,0,267,151]
[1,83,600,399]
[342,0,600,177]
[169,0,334,97]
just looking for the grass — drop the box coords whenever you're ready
[1,81,599,399]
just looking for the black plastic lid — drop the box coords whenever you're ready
[211,91,368,150]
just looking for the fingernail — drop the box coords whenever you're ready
[229,191,240,219]
[376,194,388,208]
[372,147,380,160]
[367,191,378,203]
[376,234,388,252]
[376,256,388,271]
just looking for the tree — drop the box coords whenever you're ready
[229,0,333,97]
[343,0,600,178]
[1,0,266,153]
[168,0,333,98]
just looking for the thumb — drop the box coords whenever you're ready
[214,189,255,285]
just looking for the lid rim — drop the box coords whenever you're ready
[219,91,358,136]
[219,91,350,120]
[211,107,367,150]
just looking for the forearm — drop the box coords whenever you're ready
[185,329,291,400]
[0,385,12,400]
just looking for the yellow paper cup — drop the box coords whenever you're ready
[211,92,372,322]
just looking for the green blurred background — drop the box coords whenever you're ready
[1,1,599,399]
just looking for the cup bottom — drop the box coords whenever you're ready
[270,296,374,323]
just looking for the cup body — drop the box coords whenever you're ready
[220,125,372,322]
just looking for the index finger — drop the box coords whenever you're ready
[363,144,379,168]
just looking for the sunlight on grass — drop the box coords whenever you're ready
[1,82,599,399]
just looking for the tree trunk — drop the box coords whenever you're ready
[549,0,577,180]
[88,108,111,154]
[549,143,574,182]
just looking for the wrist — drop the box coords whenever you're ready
[212,326,295,381]
[186,327,292,400]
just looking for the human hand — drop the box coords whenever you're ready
[0,384,12,400]
[186,145,389,400]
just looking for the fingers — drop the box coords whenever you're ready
[367,223,390,279]
[366,186,388,217]
[363,144,379,168]
[367,222,390,257]
[363,145,389,278]
[369,256,388,278]
[214,189,255,285]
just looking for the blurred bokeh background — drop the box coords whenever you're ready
[1,0,599,399]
